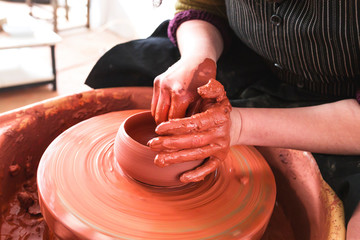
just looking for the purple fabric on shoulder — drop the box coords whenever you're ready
[356,89,360,103]
[167,9,231,51]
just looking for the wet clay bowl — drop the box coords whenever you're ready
[114,110,203,187]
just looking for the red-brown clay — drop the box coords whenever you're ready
[0,87,153,239]
[149,79,232,183]
[0,87,347,239]
[37,110,276,239]
[258,147,346,240]
[115,110,203,187]
[151,58,217,124]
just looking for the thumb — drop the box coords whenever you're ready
[197,79,227,102]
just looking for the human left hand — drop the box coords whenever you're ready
[148,79,232,183]
[151,58,217,125]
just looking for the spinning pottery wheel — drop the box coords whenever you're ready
[0,88,345,239]
[37,109,276,239]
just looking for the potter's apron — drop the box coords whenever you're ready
[85,20,360,224]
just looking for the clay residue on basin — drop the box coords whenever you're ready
[0,88,152,239]
[0,87,345,240]
[1,174,54,239]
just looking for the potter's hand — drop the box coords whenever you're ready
[151,58,216,125]
[148,79,232,183]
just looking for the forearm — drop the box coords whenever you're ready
[176,20,224,62]
[230,99,360,155]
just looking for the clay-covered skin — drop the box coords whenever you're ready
[149,79,232,183]
[151,58,217,124]
[37,110,276,239]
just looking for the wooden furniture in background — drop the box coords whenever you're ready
[25,0,90,32]
[0,18,61,90]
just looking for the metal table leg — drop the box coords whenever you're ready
[50,45,57,91]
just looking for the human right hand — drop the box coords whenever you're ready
[151,58,216,125]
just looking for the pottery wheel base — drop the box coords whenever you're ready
[37,110,276,240]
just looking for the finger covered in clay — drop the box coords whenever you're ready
[154,144,222,167]
[180,156,221,183]
[149,78,232,183]
[154,105,230,135]
[148,128,226,151]
[197,78,228,102]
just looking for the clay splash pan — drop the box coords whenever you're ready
[37,109,276,240]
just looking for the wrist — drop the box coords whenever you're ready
[179,47,218,65]
[179,55,216,66]
[229,108,242,146]
[176,20,223,61]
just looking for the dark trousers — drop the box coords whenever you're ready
[86,20,360,224]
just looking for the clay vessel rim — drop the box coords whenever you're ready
[120,110,155,152]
